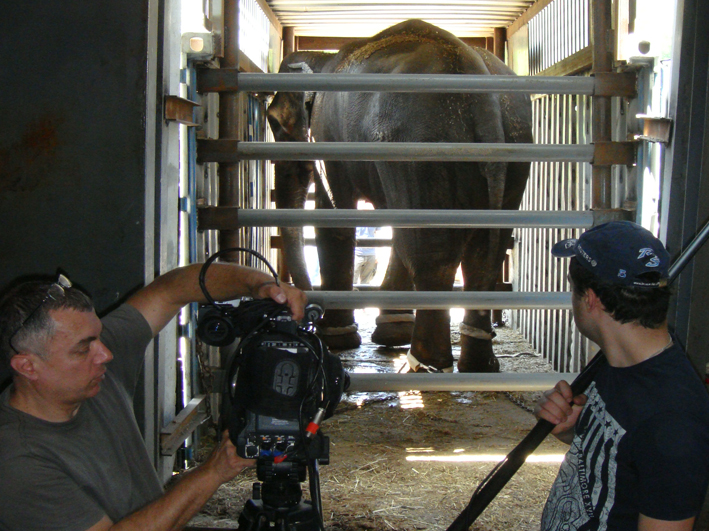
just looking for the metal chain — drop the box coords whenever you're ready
[195,338,216,427]
[504,391,537,414]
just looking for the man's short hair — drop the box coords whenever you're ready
[568,257,671,328]
[0,278,93,369]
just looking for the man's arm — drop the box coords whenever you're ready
[534,380,587,444]
[638,514,694,531]
[126,263,307,336]
[87,432,252,531]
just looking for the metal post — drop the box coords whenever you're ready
[592,0,614,208]
[218,0,241,251]
[283,26,295,57]
[494,27,506,61]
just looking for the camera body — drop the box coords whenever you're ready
[197,298,347,465]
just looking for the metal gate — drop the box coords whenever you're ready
[193,0,638,385]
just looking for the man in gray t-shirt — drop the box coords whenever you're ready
[0,264,307,531]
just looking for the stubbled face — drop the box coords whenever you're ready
[35,308,113,404]
[568,276,599,344]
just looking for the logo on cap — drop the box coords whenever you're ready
[645,256,661,268]
[638,248,655,259]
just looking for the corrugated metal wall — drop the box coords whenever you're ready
[512,0,603,372]
[513,89,595,372]
[529,0,590,74]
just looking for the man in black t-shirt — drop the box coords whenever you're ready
[536,221,709,531]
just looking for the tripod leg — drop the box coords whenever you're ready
[308,459,324,528]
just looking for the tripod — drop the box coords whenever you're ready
[238,459,325,531]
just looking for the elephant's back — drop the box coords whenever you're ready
[333,20,491,78]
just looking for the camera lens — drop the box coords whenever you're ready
[197,312,236,346]
[206,320,229,341]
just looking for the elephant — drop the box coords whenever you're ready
[266,19,533,373]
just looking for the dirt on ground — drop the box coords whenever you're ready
[188,310,568,531]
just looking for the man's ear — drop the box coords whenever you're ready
[585,288,606,313]
[10,353,41,380]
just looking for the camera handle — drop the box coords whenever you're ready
[199,247,280,307]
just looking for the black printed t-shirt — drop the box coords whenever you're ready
[541,341,709,530]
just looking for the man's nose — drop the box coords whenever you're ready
[95,341,113,364]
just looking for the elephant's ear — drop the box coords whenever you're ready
[266,61,315,142]
[287,62,316,105]
[266,90,310,142]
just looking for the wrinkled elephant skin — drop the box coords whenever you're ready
[267,20,533,372]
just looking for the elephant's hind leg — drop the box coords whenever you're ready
[458,228,514,373]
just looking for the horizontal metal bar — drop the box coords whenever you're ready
[198,207,594,229]
[347,372,577,392]
[197,140,595,163]
[198,71,599,94]
[159,395,208,456]
[305,291,572,310]
[272,234,394,248]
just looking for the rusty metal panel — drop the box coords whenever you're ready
[592,141,637,165]
[164,96,199,126]
[0,0,153,313]
[635,115,673,143]
[593,71,637,98]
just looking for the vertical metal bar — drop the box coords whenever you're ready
[533,96,542,355]
[547,95,555,365]
[219,0,243,253]
[494,27,506,61]
[574,0,580,53]
[562,93,572,370]
[551,93,561,368]
[555,0,561,65]
[592,0,613,208]
[530,17,536,75]
[283,26,295,55]
[544,6,550,71]
[543,7,547,71]
[552,94,561,368]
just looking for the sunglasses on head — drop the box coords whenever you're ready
[8,274,72,354]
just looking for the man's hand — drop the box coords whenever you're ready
[254,281,307,321]
[128,264,308,336]
[534,380,587,444]
[87,431,255,531]
[203,431,255,485]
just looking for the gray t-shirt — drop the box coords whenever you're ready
[0,304,164,530]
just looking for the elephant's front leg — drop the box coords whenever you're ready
[315,225,362,350]
[371,244,415,347]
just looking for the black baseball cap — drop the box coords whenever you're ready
[551,221,670,288]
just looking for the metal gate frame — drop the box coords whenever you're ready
[195,0,635,383]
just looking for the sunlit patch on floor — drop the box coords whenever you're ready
[398,390,424,409]
[405,453,565,463]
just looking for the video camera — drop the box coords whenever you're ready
[196,248,349,530]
